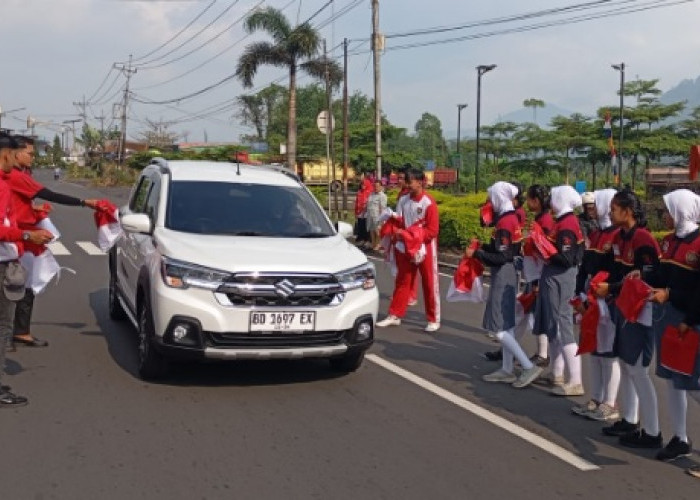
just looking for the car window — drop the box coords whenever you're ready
[130,176,153,214]
[165,181,334,237]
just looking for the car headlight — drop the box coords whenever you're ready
[335,262,376,291]
[161,257,232,290]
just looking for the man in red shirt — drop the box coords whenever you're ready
[0,133,53,407]
[7,136,98,350]
[377,168,441,332]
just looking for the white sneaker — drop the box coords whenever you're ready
[550,383,585,397]
[376,315,401,328]
[408,299,418,306]
[512,365,544,388]
[424,322,440,333]
[482,369,517,383]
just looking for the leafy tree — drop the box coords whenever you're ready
[236,7,342,170]
[414,112,446,165]
[550,113,591,183]
[236,94,265,141]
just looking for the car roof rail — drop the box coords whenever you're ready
[149,157,169,173]
[261,164,301,183]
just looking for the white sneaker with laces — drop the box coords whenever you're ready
[424,322,440,332]
[483,369,517,383]
[376,315,401,328]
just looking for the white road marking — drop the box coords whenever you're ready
[48,241,70,256]
[366,354,600,472]
[75,241,106,255]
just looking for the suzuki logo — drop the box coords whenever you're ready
[274,279,295,298]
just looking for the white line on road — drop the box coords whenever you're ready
[75,241,106,256]
[48,241,70,256]
[366,354,600,472]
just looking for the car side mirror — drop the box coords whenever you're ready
[335,221,353,239]
[120,213,152,235]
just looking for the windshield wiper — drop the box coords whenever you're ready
[294,232,331,238]
[227,231,271,236]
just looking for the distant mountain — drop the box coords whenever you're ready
[660,75,700,115]
[496,102,576,127]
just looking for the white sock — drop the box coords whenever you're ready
[590,356,604,403]
[497,329,533,371]
[628,356,659,436]
[666,380,688,443]
[549,338,565,378]
[620,362,639,424]
[562,343,582,386]
[602,358,621,407]
[537,334,549,359]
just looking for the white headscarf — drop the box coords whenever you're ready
[594,189,617,229]
[550,185,582,218]
[663,189,700,238]
[487,181,518,215]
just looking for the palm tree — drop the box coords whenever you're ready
[523,98,545,125]
[236,7,342,170]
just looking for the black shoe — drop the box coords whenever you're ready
[0,391,28,407]
[619,429,663,449]
[0,385,10,392]
[656,436,693,461]
[484,349,503,361]
[529,354,550,368]
[602,419,640,437]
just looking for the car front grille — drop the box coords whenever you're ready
[206,330,347,348]
[218,272,344,308]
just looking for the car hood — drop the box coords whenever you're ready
[153,227,369,274]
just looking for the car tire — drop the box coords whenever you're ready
[137,300,169,380]
[329,350,365,373]
[108,270,127,321]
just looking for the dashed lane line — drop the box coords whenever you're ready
[366,354,600,472]
[75,241,106,256]
[47,241,70,256]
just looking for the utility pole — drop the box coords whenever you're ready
[342,37,349,218]
[371,0,382,182]
[325,42,339,220]
[114,55,137,166]
[73,95,88,166]
[94,111,106,158]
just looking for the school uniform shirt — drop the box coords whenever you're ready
[474,211,523,267]
[394,191,439,253]
[608,225,661,296]
[2,168,43,229]
[515,206,527,229]
[534,211,555,236]
[0,180,25,258]
[547,212,584,270]
[576,225,619,296]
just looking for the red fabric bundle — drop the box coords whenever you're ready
[530,222,558,259]
[615,277,652,323]
[33,202,52,222]
[480,201,494,227]
[402,224,426,261]
[379,216,402,238]
[454,242,484,292]
[660,325,700,376]
[577,272,610,355]
[518,291,537,314]
[94,200,119,227]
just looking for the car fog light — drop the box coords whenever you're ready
[173,324,190,341]
[356,321,372,341]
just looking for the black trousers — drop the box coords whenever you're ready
[13,288,34,335]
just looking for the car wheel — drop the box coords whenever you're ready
[329,350,365,373]
[108,270,127,321]
[137,300,169,380]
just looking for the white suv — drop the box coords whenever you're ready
[109,158,378,380]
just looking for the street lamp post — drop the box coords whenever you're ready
[612,62,625,186]
[456,104,467,177]
[475,64,496,193]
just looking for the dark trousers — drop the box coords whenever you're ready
[13,288,34,336]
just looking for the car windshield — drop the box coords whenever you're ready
[165,181,335,238]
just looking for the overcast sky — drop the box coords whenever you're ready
[1,0,699,146]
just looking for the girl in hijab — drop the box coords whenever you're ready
[465,181,543,388]
[647,189,700,461]
[572,189,621,421]
[533,185,585,396]
[595,189,662,449]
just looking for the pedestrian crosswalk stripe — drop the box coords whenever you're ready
[75,241,105,255]
[48,241,70,256]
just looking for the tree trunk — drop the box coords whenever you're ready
[287,63,297,170]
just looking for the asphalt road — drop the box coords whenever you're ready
[2,169,699,499]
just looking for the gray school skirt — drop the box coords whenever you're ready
[533,265,577,344]
[482,262,517,332]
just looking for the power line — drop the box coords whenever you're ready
[131,0,217,62]
[133,0,242,67]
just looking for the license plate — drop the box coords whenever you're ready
[249,311,316,332]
